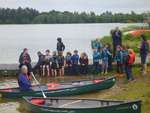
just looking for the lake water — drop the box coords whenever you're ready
[0,23,140,64]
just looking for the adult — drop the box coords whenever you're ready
[57,37,65,55]
[19,48,32,73]
[111,27,122,56]
[140,35,149,75]
[18,65,32,91]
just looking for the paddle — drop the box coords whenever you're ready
[30,72,47,98]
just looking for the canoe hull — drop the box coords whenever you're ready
[23,98,141,113]
[0,77,116,98]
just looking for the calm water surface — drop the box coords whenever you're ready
[0,23,141,64]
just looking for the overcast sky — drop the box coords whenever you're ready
[0,0,150,14]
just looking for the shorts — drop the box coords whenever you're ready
[141,55,148,64]
[58,63,64,69]
[51,63,58,69]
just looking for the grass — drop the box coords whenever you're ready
[96,32,150,53]
[105,67,150,113]
[71,66,150,113]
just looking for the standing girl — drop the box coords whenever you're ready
[65,52,72,75]
[115,45,124,75]
[42,50,51,76]
[58,53,65,76]
[79,52,89,75]
[51,51,59,77]
[101,46,111,74]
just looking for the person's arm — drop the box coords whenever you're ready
[28,54,31,63]
[57,42,59,51]
[19,53,23,64]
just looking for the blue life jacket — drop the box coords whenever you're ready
[71,54,79,65]
[115,50,123,63]
[93,51,101,63]
[101,48,111,62]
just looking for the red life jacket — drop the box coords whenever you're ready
[128,53,135,65]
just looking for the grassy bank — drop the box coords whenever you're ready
[79,67,150,113]
[95,32,150,53]
[108,67,150,113]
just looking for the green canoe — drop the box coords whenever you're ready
[23,97,141,113]
[0,77,116,98]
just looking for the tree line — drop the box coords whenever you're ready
[0,7,148,24]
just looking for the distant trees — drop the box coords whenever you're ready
[143,11,150,28]
[0,7,147,24]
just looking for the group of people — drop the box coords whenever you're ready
[92,27,149,81]
[18,27,149,91]
[18,37,90,77]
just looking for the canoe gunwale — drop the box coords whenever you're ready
[0,76,116,93]
[23,97,142,110]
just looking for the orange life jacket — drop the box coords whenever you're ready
[128,53,135,65]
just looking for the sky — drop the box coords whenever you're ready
[0,0,150,14]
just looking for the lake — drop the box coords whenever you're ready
[0,23,140,64]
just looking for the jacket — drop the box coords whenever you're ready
[57,42,65,51]
[18,73,31,91]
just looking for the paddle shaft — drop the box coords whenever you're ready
[30,72,47,98]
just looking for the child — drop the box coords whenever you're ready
[122,45,129,72]
[33,51,44,75]
[51,51,59,77]
[65,52,72,75]
[107,44,113,71]
[115,45,124,75]
[93,49,101,73]
[57,37,65,55]
[71,50,79,75]
[125,49,135,81]
[57,52,65,76]
[42,50,51,76]
[101,46,111,74]
[79,52,89,75]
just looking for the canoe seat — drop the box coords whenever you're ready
[47,83,60,90]
[93,80,104,84]
[31,99,45,105]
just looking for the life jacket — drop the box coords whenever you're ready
[128,53,135,65]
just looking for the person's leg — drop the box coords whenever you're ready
[51,69,54,77]
[101,61,104,74]
[62,67,64,76]
[76,64,79,75]
[42,65,45,76]
[129,65,134,80]
[120,64,124,74]
[142,55,148,75]
[59,68,61,76]
[113,43,116,57]
[125,65,128,80]
[117,62,120,73]
[105,61,108,74]
[46,65,50,76]
[54,69,57,77]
